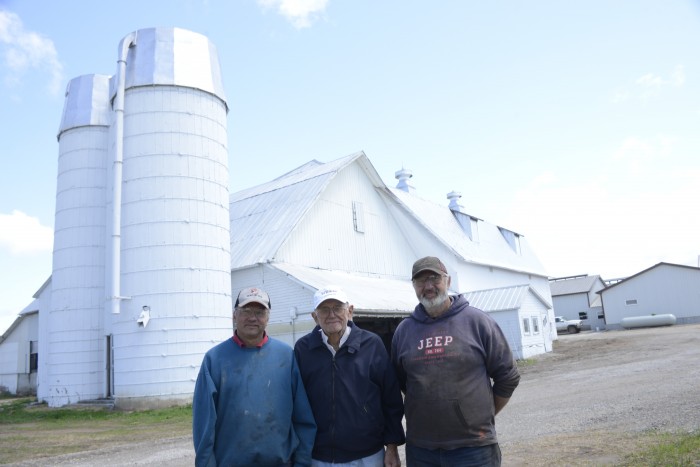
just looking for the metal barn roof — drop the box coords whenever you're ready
[230,151,382,268]
[272,263,416,317]
[463,284,552,312]
[549,275,602,296]
[389,188,548,277]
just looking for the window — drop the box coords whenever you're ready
[598,311,605,319]
[452,211,479,241]
[352,201,365,233]
[579,312,588,320]
[531,317,540,334]
[522,317,531,335]
[29,340,38,373]
[625,299,638,306]
[498,227,522,254]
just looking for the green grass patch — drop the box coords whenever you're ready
[0,398,193,464]
[516,358,537,367]
[619,431,700,466]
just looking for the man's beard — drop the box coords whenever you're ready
[419,289,449,316]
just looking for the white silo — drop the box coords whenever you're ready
[44,74,112,406]
[108,28,232,409]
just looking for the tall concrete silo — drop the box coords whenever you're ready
[44,74,112,406]
[109,28,233,409]
[44,28,233,409]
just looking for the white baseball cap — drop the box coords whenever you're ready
[313,285,349,309]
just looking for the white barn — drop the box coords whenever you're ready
[228,152,555,359]
[599,262,700,329]
[0,310,39,395]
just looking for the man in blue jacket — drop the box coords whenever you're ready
[294,285,405,466]
[193,287,317,466]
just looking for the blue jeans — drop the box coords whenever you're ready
[406,443,501,467]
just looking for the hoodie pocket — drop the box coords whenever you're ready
[405,397,472,442]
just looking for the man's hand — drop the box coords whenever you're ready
[384,444,401,467]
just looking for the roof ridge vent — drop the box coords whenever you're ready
[447,191,464,211]
[395,168,415,193]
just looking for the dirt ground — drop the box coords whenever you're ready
[498,323,700,465]
[7,323,700,466]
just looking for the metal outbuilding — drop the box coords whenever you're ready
[549,274,607,330]
[599,262,700,329]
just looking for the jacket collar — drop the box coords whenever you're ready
[309,320,362,353]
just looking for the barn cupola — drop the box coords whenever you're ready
[395,168,415,193]
[447,191,464,212]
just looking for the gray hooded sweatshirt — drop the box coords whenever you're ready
[391,294,520,449]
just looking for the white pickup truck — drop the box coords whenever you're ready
[555,316,582,334]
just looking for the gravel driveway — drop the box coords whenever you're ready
[498,323,700,465]
[12,323,700,466]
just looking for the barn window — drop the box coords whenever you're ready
[29,340,38,373]
[531,317,540,334]
[498,227,521,254]
[598,311,605,319]
[352,201,365,233]
[625,299,638,306]
[579,312,588,320]
[452,211,480,241]
[522,317,531,335]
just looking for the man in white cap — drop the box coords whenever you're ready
[392,256,520,466]
[294,285,405,467]
[193,287,317,467]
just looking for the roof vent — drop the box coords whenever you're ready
[447,191,464,211]
[395,168,415,193]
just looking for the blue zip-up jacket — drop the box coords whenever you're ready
[294,321,405,463]
[193,336,317,467]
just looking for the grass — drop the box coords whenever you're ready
[619,431,700,466]
[0,397,193,464]
[516,357,537,367]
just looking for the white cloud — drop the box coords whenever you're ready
[0,9,64,94]
[257,0,329,29]
[612,65,685,103]
[670,64,685,86]
[0,210,53,255]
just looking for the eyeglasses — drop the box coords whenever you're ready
[236,307,268,319]
[315,304,347,317]
[412,274,445,287]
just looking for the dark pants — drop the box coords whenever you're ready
[406,443,501,467]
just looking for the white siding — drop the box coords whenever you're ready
[48,74,111,407]
[602,264,700,327]
[518,291,549,358]
[231,265,316,346]
[113,84,232,408]
[0,313,38,394]
[553,293,590,321]
[277,162,415,278]
[489,310,523,359]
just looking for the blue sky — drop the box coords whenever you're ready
[1,0,699,333]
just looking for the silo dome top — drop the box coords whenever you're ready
[57,74,112,138]
[115,27,227,108]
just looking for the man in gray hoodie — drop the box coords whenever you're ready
[391,256,520,466]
